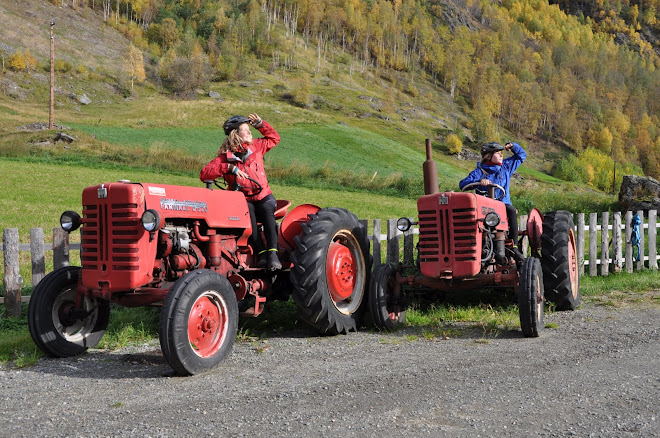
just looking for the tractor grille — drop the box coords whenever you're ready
[418,207,477,262]
[81,203,141,271]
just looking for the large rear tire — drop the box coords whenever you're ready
[368,263,405,331]
[519,257,544,337]
[541,211,581,310]
[160,270,238,376]
[28,266,110,357]
[291,208,371,335]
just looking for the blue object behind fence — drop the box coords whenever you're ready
[631,213,642,262]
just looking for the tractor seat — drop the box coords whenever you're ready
[274,199,292,220]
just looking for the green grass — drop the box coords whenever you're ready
[403,287,521,336]
[96,306,160,350]
[581,269,660,297]
[0,306,41,368]
[64,122,465,197]
[68,124,221,156]
[0,158,416,236]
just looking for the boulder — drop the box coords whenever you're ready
[208,91,221,99]
[78,94,92,105]
[618,175,660,211]
[453,148,481,162]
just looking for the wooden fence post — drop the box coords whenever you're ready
[612,212,622,273]
[30,228,45,288]
[372,219,381,267]
[386,219,399,264]
[636,210,645,271]
[403,219,414,265]
[649,210,658,270]
[589,213,598,277]
[3,228,23,317]
[600,212,609,276]
[53,227,70,269]
[519,215,528,256]
[577,213,585,275]
[625,211,633,273]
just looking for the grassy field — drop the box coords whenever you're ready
[0,158,417,236]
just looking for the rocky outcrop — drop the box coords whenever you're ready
[618,175,660,211]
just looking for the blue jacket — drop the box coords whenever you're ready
[458,143,526,205]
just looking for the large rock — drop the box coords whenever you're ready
[618,175,660,211]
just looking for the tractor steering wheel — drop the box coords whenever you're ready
[233,175,263,198]
[206,178,263,197]
[210,179,228,190]
[461,181,506,201]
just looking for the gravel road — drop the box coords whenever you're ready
[1,300,658,438]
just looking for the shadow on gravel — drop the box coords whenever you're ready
[28,348,176,380]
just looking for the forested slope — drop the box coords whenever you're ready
[1,0,659,192]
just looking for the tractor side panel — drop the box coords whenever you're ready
[417,192,481,279]
[142,184,251,230]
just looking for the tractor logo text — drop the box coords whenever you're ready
[481,206,496,215]
[160,198,208,213]
[438,194,449,205]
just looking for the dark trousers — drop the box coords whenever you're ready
[247,194,278,253]
[506,203,518,248]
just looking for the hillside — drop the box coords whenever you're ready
[2,0,657,212]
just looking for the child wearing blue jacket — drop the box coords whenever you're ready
[459,141,526,249]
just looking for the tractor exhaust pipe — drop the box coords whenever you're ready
[423,139,438,195]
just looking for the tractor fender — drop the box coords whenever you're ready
[526,208,544,254]
[278,204,321,252]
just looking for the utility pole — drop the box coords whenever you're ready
[49,19,55,130]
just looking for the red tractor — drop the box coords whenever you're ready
[368,140,580,336]
[28,179,370,375]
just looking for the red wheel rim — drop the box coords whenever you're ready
[326,240,356,302]
[527,208,543,252]
[568,229,579,299]
[188,291,229,358]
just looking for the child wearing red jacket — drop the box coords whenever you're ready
[200,113,282,270]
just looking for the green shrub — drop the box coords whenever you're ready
[8,51,26,71]
[446,133,463,154]
[54,59,72,73]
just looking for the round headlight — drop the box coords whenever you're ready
[397,217,412,232]
[141,209,161,232]
[484,212,500,228]
[60,211,81,233]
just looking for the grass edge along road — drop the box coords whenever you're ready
[2,270,660,369]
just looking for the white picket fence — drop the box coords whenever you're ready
[366,209,659,276]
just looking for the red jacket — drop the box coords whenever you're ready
[200,121,280,202]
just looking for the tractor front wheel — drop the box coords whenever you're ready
[541,211,581,310]
[291,208,371,335]
[28,266,110,357]
[518,257,544,338]
[160,270,238,376]
[369,263,405,331]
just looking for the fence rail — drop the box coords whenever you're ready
[3,210,658,315]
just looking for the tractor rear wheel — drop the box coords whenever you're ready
[369,263,405,331]
[160,270,238,376]
[291,208,371,335]
[28,266,110,357]
[541,211,581,310]
[518,257,544,337]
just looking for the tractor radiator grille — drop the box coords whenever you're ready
[81,203,141,271]
[418,207,477,262]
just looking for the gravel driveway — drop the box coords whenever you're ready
[1,300,658,437]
